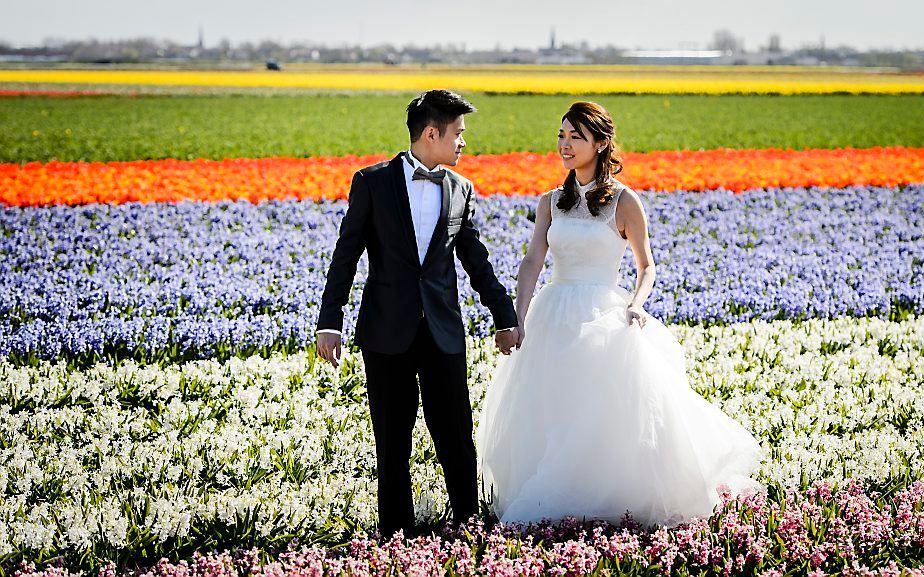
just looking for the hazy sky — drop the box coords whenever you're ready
[4,0,922,52]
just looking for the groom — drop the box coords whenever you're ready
[315,89,521,538]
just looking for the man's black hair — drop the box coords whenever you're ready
[406,90,476,142]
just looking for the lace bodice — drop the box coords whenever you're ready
[547,180,629,286]
[550,180,623,223]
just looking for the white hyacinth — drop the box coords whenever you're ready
[0,315,922,553]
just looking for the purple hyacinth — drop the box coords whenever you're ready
[1,184,921,364]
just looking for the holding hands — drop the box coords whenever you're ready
[495,326,523,355]
[627,304,647,329]
[320,326,525,365]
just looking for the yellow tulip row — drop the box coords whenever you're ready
[1,65,922,94]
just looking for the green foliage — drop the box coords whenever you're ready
[1,93,922,163]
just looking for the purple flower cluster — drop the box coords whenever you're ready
[9,479,924,576]
[1,185,921,363]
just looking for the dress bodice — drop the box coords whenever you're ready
[547,180,629,286]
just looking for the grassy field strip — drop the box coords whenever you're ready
[2,94,922,162]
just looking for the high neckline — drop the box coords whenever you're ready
[576,179,596,194]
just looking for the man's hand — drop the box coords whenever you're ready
[495,328,520,355]
[316,332,342,368]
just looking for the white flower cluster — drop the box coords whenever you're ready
[1,315,922,556]
[677,315,924,488]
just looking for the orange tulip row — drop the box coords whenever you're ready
[2,147,922,207]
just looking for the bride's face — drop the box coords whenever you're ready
[558,118,602,172]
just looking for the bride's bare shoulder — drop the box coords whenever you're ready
[612,180,648,228]
[613,180,642,207]
[543,186,564,202]
[538,187,560,210]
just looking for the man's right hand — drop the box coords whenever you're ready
[316,332,342,368]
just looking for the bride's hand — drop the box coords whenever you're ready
[515,324,525,349]
[627,304,647,329]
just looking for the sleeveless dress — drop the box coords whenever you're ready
[476,180,765,528]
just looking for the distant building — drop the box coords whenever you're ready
[768,34,781,53]
[622,49,724,65]
[537,26,591,64]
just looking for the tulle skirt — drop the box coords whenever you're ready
[476,280,765,528]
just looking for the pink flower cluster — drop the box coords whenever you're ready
[9,480,924,577]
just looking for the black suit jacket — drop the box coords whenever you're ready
[316,153,518,355]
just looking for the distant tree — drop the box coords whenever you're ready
[709,29,744,54]
[217,38,231,58]
[768,34,781,53]
[257,40,284,59]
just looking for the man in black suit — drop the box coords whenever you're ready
[315,89,521,539]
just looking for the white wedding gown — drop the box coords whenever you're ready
[476,181,765,529]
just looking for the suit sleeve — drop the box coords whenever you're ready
[316,171,371,332]
[454,181,519,331]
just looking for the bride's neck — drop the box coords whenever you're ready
[574,167,596,188]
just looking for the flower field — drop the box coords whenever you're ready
[2,184,923,367]
[2,65,924,94]
[3,316,924,575]
[3,147,923,206]
[1,81,924,575]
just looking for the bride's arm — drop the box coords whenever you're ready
[515,192,553,325]
[620,190,656,309]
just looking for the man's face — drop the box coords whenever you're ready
[434,115,466,166]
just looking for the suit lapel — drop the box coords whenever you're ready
[421,175,451,271]
[389,153,421,268]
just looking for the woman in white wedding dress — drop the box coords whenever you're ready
[476,101,765,529]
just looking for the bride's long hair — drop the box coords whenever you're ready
[557,101,624,217]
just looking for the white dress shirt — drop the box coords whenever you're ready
[402,149,443,265]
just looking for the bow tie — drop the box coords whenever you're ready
[412,166,446,184]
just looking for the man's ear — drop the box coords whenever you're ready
[423,124,438,143]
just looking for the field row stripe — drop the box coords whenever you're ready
[2,146,922,207]
[2,68,923,94]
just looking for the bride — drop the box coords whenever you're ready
[476,101,765,529]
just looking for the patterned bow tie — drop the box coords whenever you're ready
[412,166,446,184]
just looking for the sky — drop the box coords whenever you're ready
[4,0,922,52]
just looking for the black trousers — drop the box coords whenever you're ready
[361,317,478,538]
